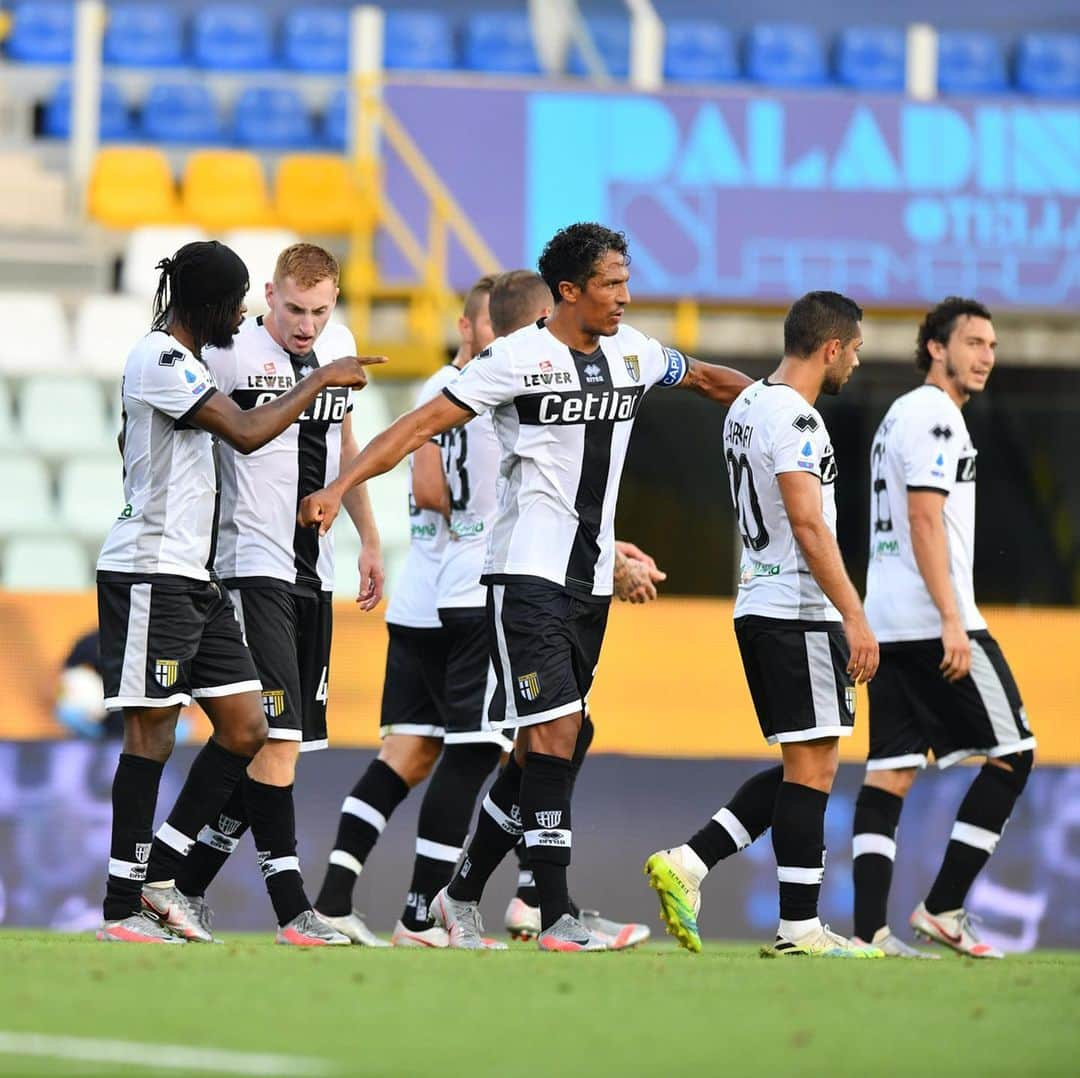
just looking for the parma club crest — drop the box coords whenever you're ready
[154,659,179,688]
[624,354,640,382]
[517,671,541,702]
[845,686,857,715]
[262,689,286,719]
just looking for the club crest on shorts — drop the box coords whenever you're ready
[153,659,179,688]
[517,671,541,702]
[134,842,151,864]
[624,354,640,382]
[845,686,857,715]
[262,689,286,719]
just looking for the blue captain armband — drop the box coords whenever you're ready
[660,347,688,387]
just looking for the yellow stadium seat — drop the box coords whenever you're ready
[181,150,276,231]
[88,147,182,228]
[274,154,356,234]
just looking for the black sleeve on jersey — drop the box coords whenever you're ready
[442,387,476,416]
[174,386,219,430]
[906,484,949,495]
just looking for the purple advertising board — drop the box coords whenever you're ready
[382,81,1080,309]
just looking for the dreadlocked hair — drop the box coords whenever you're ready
[151,248,247,354]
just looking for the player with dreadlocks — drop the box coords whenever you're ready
[95,240,383,943]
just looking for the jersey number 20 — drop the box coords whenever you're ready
[726,450,769,552]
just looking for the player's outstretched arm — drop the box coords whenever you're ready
[299,393,473,535]
[193,355,387,455]
[678,358,754,404]
[778,470,879,684]
[908,489,971,682]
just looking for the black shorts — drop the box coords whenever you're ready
[97,573,260,710]
[734,615,856,745]
[379,623,450,739]
[228,584,333,752]
[488,581,609,729]
[439,608,512,749]
[867,631,1036,771]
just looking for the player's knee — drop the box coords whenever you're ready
[123,707,178,761]
[440,740,502,783]
[988,749,1034,795]
[219,714,268,758]
[864,767,918,798]
[527,714,581,761]
[378,735,441,787]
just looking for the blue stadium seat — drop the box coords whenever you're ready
[664,20,738,84]
[103,4,184,68]
[1016,33,1080,97]
[139,83,224,144]
[568,16,629,78]
[7,1,73,63]
[282,7,350,73]
[745,23,827,87]
[234,87,316,149]
[937,32,1007,95]
[463,12,540,75]
[44,80,131,141]
[193,4,274,71]
[323,88,347,149]
[835,27,905,92]
[384,10,456,71]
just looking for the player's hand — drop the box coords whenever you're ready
[842,611,879,684]
[613,539,667,603]
[321,355,388,389]
[356,545,384,612]
[939,616,971,682]
[298,484,343,536]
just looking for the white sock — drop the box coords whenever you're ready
[778,916,821,940]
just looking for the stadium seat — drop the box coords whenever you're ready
[1016,34,1080,97]
[275,154,355,234]
[283,7,350,73]
[0,455,55,537]
[74,294,152,379]
[0,292,72,374]
[835,27,905,92]
[568,16,630,78]
[43,80,132,142]
[58,456,124,542]
[463,12,541,75]
[0,381,17,450]
[937,32,1008,95]
[6,1,73,64]
[103,3,184,68]
[664,20,738,83]
[745,24,827,87]
[88,147,181,229]
[220,228,302,312]
[3,536,91,591]
[322,88,348,150]
[192,4,273,71]
[139,83,225,145]
[234,87,317,149]
[384,10,456,71]
[120,225,210,300]
[18,376,113,457]
[181,151,276,231]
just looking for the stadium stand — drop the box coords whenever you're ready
[0,455,55,537]
[273,154,354,234]
[138,83,225,145]
[73,293,150,380]
[221,226,302,311]
[103,3,185,69]
[119,225,210,299]
[282,7,351,74]
[0,381,17,450]
[181,150,276,230]
[192,3,274,71]
[322,87,348,150]
[6,0,73,64]
[663,20,738,84]
[43,80,132,142]
[1015,33,1080,97]
[745,23,828,87]
[567,15,630,79]
[57,456,124,542]
[463,11,541,75]
[0,294,71,374]
[88,147,182,229]
[936,31,1009,95]
[18,376,112,458]
[233,86,317,149]
[834,27,906,92]
[2,535,91,589]
[383,10,456,72]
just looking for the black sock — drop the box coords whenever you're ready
[146,739,249,885]
[688,764,783,869]
[177,783,249,899]
[401,742,501,931]
[513,839,538,905]
[852,785,904,941]
[520,752,574,931]
[315,758,410,917]
[243,775,309,926]
[925,761,1027,914]
[771,781,828,925]
[104,753,164,921]
[448,754,523,902]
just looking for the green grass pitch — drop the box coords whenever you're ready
[0,931,1077,1076]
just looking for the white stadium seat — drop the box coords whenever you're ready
[0,454,56,537]
[0,292,73,374]
[3,535,90,590]
[18,376,114,458]
[220,227,301,315]
[74,293,153,379]
[363,462,413,554]
[120,225,209,300]
[0,381,18,449]
[58,455,125,543]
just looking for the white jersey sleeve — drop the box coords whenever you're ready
[441,341,517,415]
[642,338,689,390]
[769,402,833,481]
[202,343,238,397]
[899,399,965,494]
[130,341,217,423]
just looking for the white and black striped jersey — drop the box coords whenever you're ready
[436,402,500,610]
[384,364,460,628]
[443,320,688,600]
[865,385,985,642]
[204,316,355,594]
[726,379,840,622]
[97,330,220,580]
